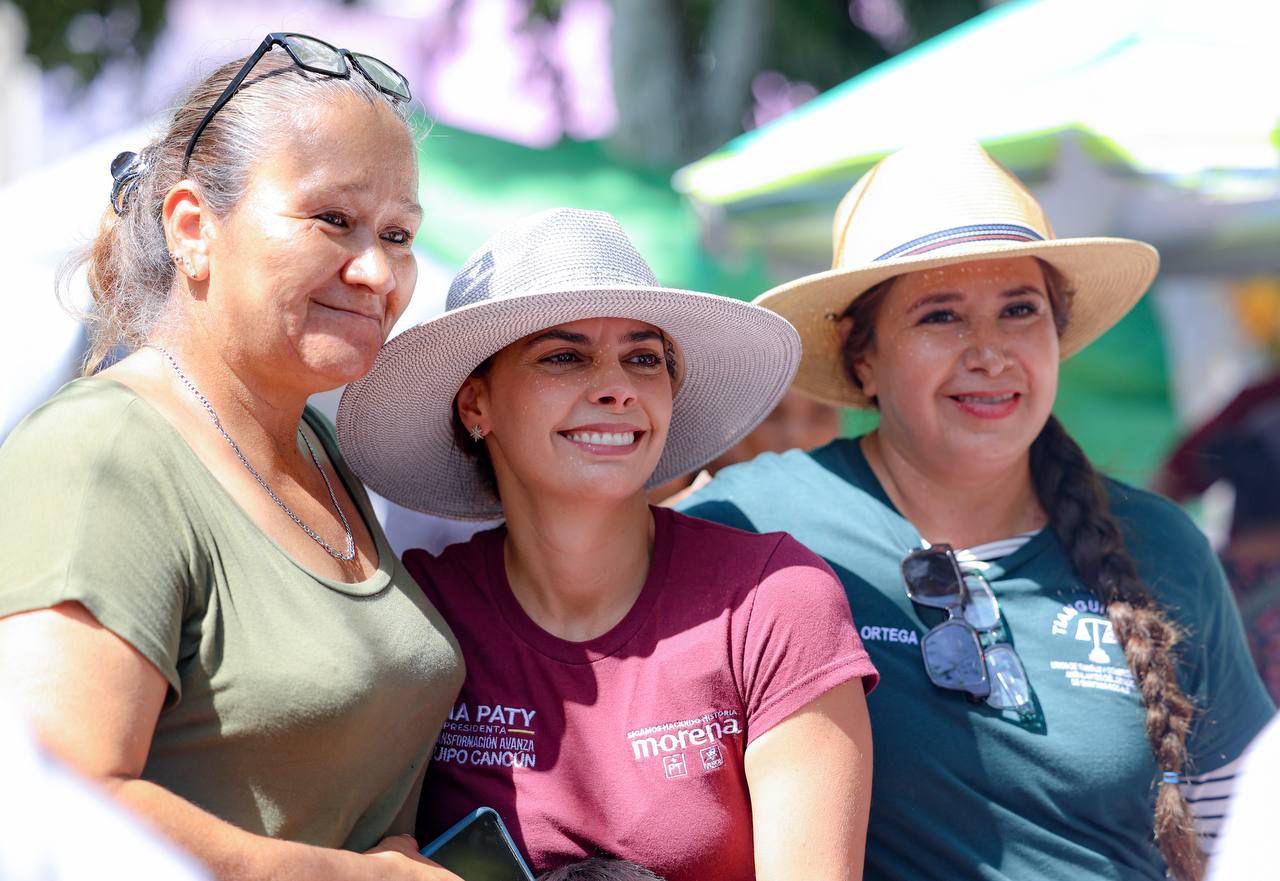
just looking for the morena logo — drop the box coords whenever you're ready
[630,717,742,761]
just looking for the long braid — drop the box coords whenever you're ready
[1031,416,1204,881]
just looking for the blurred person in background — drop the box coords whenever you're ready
[1155,373,1280,703]
[680,142,1274,881]
[0,33,464,881]
[338,208,878,881]
[650,389,841,505]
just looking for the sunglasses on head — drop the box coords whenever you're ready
[184,32,411,170]
[901,544,1033,714]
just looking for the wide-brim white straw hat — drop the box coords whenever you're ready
[338,207,801,520]
[755,140,1160,409]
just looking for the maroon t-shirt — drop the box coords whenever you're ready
[406,508,877,881]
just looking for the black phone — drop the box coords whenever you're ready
[420,807,536,881]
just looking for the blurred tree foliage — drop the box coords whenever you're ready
[525,0,985,91]
[14,0,985,161]
[12,0,166,83]
[525,0,987,165]
[770,0,987,90]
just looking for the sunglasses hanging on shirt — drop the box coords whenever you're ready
[901,544,1034,714]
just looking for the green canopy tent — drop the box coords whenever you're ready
[412,124,772,302]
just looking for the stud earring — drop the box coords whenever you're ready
[170,252,194,277]
[469,425,486,442]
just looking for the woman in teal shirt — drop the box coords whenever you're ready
[680,141,1274,881]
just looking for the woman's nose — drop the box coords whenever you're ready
[587,360,638,409]
[962,323,1011,374]
[343,241,395,297]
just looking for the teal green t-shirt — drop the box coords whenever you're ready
[679,438,1274,881]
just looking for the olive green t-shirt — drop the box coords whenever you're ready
[0,378,464,850]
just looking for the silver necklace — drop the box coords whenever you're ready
[148,345,357,561]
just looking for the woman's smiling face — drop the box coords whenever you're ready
[458,316,676,507]
[849,256,1061,472]
[200,92,421,394]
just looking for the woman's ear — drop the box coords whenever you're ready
[163,180,211,284]
[853,356,877,400]
[455,375,488,434]
[836,316,854,349]
[838,316,877,399]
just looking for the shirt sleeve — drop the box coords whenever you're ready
[677,466,764,533]
[0,389,199,695]
[1181,548,1276,772]
[1182,751,1246,856]
[739,534,879,745]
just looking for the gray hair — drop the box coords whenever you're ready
[66,49,416,374]
[538,858,666,881]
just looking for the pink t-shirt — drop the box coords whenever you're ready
[407,508,877,880]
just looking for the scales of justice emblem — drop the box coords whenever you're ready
[1075,616,1118,663]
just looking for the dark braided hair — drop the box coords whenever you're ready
[1029,416,1203,880]
[538,857,665,881]
[840,260,1205,881]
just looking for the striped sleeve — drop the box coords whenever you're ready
[1183,753,1245,855]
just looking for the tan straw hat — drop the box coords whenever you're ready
[755,140,1159,409]
[337,208,801,520]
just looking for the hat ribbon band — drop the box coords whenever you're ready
[874,223,1046,262]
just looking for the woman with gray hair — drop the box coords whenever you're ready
[0,34,463,880]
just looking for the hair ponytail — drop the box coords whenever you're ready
[68,143,178,374]
[1030,416,1204,881]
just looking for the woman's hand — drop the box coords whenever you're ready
[745,679,874,881]
[364,834,465,880]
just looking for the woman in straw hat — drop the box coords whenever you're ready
[679,141,1274,881]
[337,207,879,881]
